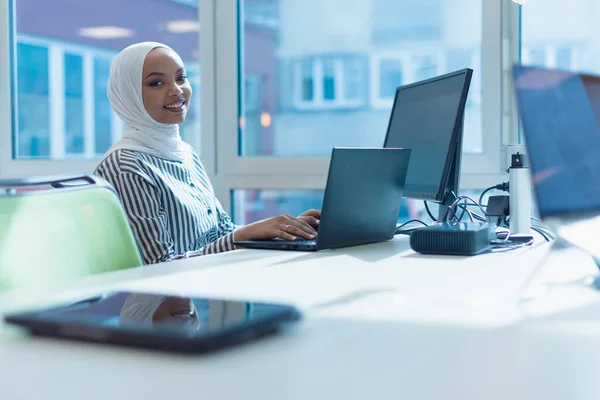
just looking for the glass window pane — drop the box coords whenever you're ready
[13,0,201,160]
[413,55,438,82]
[300,59,314,101]
[343,59,362,100]
[94,58,112,156]
[379,58,403,98]
[232,190,325,224]
[16,43,49,158]
[231,189,439,225]
[64,53,84,155]
[240,0,483,156]
[322,59,336,101]
[556,47,573,70]
[521,0,600,73]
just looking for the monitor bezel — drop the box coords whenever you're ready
[383,68,473,204]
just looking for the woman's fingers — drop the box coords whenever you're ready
[285,214,316,234]
[281,215,316,239]
[300,209,321,219]
[277,223,299,241]
[299,215,320,228]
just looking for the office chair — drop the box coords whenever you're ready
[0,174,143,292]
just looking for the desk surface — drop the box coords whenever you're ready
[2,236,600,399]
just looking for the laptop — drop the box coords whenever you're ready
[513,64,600,257]
[234,147,411,251]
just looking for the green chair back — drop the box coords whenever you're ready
[0,174,143,292]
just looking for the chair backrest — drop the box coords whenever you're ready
[0,174,143,292]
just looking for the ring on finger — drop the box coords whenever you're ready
[285,224,291,233]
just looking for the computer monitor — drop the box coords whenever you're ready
[512,65,600,219]
[383,68,473,220]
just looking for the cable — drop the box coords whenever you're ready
[457,198,468,221]
[397,219,429,229]
[478,182,510,207]
[442,195,488,222]
[395,219,429,235]
[424,201,438,222]
[456,203,487,222]
[487,243,532,253]
[488,235,535,252]
[531,225,553,242]
[495,228,510,240]
[478,187,496,208]
[423,190,458,223]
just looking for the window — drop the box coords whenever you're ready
[521,46,579,70]
[240,74,267,156]
[232,190,325,224]
[64,53,84,156]
[210,0,498,218]
[369,53,444,109]
[378,58,404,99]
[231,189,421,224]
[237,0,482,159]
[371,0,443,43]
[291,57,366,110]
[170,0,197,6]
[9,0,201,164]
[16,42,49,158]
[520,0,593,73]
[1,0,508,219]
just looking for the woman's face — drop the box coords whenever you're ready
[141,47,192,124]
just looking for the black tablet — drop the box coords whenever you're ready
[3,291,302,353]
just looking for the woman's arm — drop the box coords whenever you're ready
[215,197,237,236]
[112,171,176,264]
[112,171,236,264]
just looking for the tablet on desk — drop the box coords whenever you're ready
[3,291,302,353]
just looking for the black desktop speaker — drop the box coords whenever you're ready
[409,222,494,256]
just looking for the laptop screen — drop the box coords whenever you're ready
[513,65,600,218]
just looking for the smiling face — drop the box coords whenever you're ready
[152,296,199,328]
[141,47,192,124]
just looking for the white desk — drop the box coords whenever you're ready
[2,236,600,399]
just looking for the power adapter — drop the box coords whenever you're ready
[409,221,494,256]
[486,195,509,217]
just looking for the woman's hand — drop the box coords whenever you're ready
[234,213,318,242]
[298,209,321,229]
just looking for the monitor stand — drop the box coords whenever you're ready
[436,117,463,221]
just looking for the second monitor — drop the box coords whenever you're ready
[384,68,473,220]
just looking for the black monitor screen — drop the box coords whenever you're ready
[513,65,600,218]
[384,70,470,200]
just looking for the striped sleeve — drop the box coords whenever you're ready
[215,197,237,236]
[186,232,235,257]
[111,171,236,264]
[113,172,175,265]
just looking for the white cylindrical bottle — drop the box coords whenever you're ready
[509,152,531,235]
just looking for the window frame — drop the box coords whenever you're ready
[15,35,121,160]
[521,45,580,70]
[212,0,518,211]
[0,0,523,215]
[0,0,204,178]
[291,57,366,110]
[369,50,446,110]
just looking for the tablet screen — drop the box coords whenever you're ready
[20,291,300,338]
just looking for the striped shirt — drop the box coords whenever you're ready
[94,143,237,264]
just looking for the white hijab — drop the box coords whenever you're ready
[100,41,186,164]
[119,294,166,327]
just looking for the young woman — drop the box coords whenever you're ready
[95,42,320,264]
